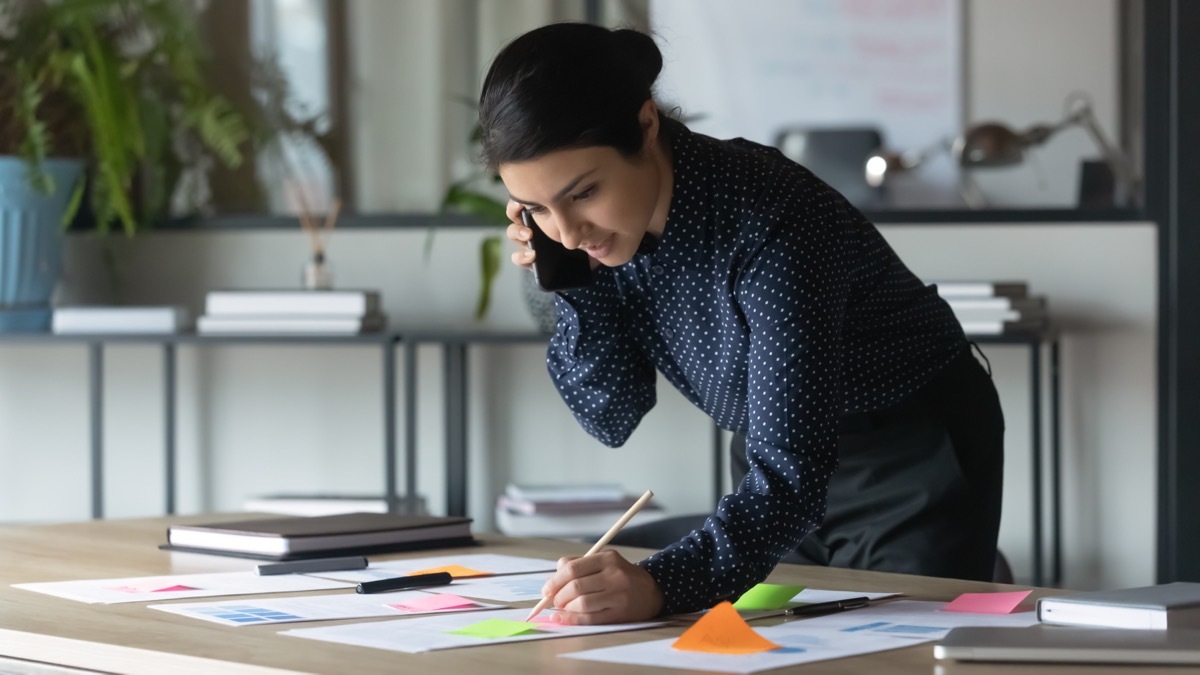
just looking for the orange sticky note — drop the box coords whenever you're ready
[943,590,1033,614]
[672,601,782,654]
[406,564,490,578]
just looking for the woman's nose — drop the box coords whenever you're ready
[555,214,585,250]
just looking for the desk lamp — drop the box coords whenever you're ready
[864,95,1137,207]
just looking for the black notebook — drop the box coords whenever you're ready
[163,512,475,561]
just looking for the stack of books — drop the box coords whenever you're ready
[51,306,190,334]
[196,290,385,335]
[494,483,666,539]
[931,281,1048,336]
[165,511,474,560]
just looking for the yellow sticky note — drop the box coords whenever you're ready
[450,618,540,639]
[407,564,490,578]
[732,583,806,611]
[672,601,782,654]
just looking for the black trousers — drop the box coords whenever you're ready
[613,346,1005,582]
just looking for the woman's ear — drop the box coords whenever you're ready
[639,98,660,147]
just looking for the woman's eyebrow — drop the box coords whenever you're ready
[510,169,598,207]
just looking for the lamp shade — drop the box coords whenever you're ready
[953,123,1026,168]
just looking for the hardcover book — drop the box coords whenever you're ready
[51,306,189,334]
[165,512,474,560]
[930,281,1029,299]
[205,290,380,317]
[195,312,386,335]
[1036,582,1200,630]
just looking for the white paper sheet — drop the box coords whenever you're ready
[13,572,352,604]
[150,590,505,626]
[562,624,922,673]
[790,589,901,604]
[786,599,1042,638]
[282,607,668,653]
[441,572,550,602]
[562,599,1042,672]
[311,553,556,583]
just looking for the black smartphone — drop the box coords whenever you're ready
[522,209,593,291]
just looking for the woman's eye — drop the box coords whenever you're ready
[573,186,595,201]
[526,206,546,215]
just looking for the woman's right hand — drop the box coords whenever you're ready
[506,200,536,270]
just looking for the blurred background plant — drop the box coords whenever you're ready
[436,99,510,320]
[0,0,255,235]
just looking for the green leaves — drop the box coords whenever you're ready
[2,0,250,235]
[15,68,54,194]
[438,176,512,319]
[440,182,510,226]
[475,235,504,320]
[191,97,249,169]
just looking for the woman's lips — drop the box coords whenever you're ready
[583,234,614,259]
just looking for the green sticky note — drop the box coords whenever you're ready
[450,618,540,639]
[732,583,807,611]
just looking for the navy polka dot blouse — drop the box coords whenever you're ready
[547,121,967,615]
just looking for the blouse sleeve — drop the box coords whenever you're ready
[545,266,657,447]
[638,197,850,615]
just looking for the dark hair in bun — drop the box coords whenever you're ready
[478,23,665,172]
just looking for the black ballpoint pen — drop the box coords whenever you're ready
[784,596,872,616]
[356,571,453,594]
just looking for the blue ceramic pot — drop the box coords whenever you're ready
[0,156,85,332]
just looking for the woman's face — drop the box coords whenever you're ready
[499,132,668,267]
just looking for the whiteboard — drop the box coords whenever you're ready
[650,0,962,207]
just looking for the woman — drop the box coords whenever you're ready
[482,23,1004,624]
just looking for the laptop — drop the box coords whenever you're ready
[935,626,1200,665]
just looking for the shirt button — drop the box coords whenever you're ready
[651,265,665,275]
[663,328,675,340]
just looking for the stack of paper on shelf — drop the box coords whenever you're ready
[243,494,398,517]
[197,290,385,335]
[929,280,1048,336]
[495,483,666,539]
[51,306,189,334]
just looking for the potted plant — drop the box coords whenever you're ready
[438,106,569,331]
[438,168,508,312]
[0,0,250,331]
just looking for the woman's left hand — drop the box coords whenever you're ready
[540,549,664,625]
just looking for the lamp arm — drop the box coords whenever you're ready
[1068,105,1140,203]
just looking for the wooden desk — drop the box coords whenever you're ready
[0,516,1156,675]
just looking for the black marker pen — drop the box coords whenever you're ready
[356,571,453,594]
[784,596,871,617]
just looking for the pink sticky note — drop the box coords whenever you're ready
[388,593,480,613]
[152,584,200,593]
[529,614,558,625]
[942,590,1032,614]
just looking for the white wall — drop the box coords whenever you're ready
[881,224,1157,591]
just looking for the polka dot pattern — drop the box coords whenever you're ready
[546,124,966,615]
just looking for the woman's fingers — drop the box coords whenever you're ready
[510,248,535,268]
[505,216,534,269]
[505,198,524,225]
[542,550,664,626]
